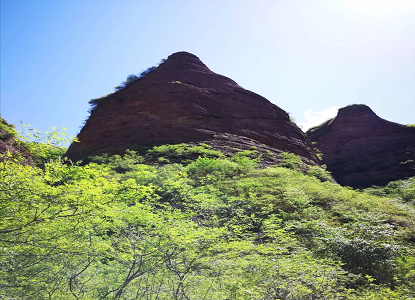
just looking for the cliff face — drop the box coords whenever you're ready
[66,52,318,164]
[307,104,415,188]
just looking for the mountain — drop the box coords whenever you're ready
[307,104,415,188]
[3,91,415,298]
[66,52,318,164]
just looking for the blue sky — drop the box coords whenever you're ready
[2,0,415,138]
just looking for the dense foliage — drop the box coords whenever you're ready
[1,141,414,299]
[364,177,415,205]
[0,117,16,141]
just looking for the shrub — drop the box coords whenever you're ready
[279,152,304,171]
[26,143,66,165]
[187,157,241,179]
[230,154,258,172]
[114,74,140,91]
[88,94,112,110]
[264,150,274,158]
[307,165,334,182]
[233,149,260,159]
[157,157,170,164]
[89,150,144,173]
[364,177,415,204]
[187,156,256,182]
[148,143,224,159]
[0,118,16,140]
[323,231,401,284]
[0,131,14,141]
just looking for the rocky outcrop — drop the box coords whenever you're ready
[307,104,415,188]
[66,52,318,164]
[0,117,32,165]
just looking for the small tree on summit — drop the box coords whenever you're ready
[139,66,156,77]
[114,74,140,91]
[125,74,140,84]
[114,66,158,91]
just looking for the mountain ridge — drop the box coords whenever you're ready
[66,51,318,164]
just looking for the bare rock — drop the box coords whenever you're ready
[307,104,415,188]
[66,52,318,164]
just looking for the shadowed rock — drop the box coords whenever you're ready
[307,104,415,188]
[66,52,318,164]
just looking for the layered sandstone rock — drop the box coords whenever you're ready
[66,52,318,164]
[307,104,415,188]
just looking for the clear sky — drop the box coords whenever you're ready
[1,0,415,138]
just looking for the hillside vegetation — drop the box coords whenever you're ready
[1,140,415,299]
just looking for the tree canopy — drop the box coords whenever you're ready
[1,139,414,299]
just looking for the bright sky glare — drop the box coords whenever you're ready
[298,106,342,131]
[1,0,415,138]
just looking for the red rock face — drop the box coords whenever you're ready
[307,104,415,188]
[66,52,318,164]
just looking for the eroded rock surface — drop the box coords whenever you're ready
[307,104,415,188]
[66,52,318,164]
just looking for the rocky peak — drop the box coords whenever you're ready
[163,52,208,71]
[169,51,200,60]
[327,104,408,137]
[145,51,238,88]
[336,104,376,119]
[66,52,318,164]
[307,104,415,188]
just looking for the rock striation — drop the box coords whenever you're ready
[307,104,415,188]
[66,52,318,164]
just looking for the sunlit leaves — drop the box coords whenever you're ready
[1,142,414,299]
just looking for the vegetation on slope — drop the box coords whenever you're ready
[364,177,415,205]
[0,118,34,165]
[1,137,414,299]
[0,117,17,141]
